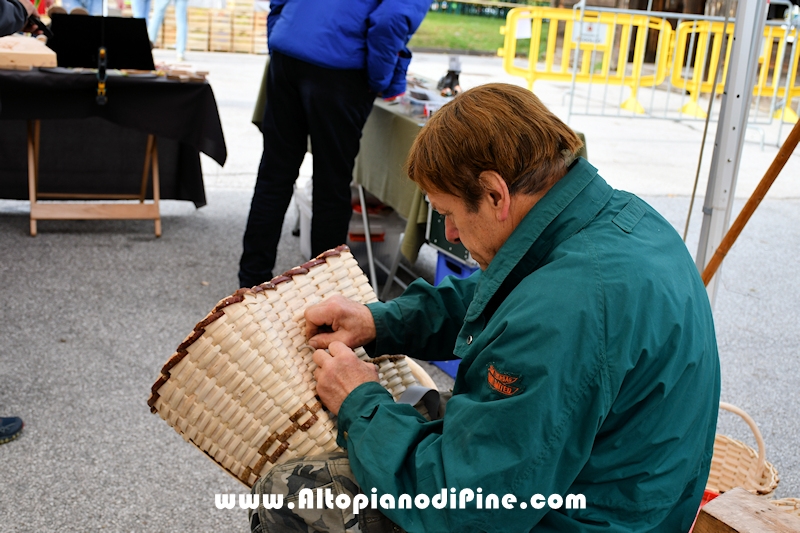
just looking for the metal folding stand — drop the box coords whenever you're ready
[356,184,415,300]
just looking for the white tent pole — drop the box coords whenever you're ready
[695,0,768,306]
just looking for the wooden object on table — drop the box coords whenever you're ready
[0,36,57,70]
[26,120,162,237]
[694,487,800,532]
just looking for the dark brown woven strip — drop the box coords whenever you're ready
[299,414,318,431]
[308,401,322,414]
[258,434,278,455]
[162,350,189,374]
[301,258,327,270]
[285,267,309,277]
[213,294,245,312]
[240,467,252,483]
[268,442,289,464]
[369,354,406,364]
[151,374,169,395]
[196,310,225,330]
[176,329,205,357]
[270,275,292,286]
[252,454,269,474]
[278,424,299,442]
[289,405,308,423]
[318,245,348,260]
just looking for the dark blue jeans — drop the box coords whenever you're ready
[239,52,376,288]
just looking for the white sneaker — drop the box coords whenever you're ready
[176,54,186,62]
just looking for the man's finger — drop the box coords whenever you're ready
[308,332,334,350]
[312,348,332,368]
[327,341,352,358]
[304,304,333,335]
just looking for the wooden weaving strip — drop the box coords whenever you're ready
[148,245,424,487]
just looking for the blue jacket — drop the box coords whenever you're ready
[267,0,429,98]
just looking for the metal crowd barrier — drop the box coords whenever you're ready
[498,6,800,125]
[671,20,799,121]
[499,6,673,114]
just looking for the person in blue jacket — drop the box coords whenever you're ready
[238,0,430,289]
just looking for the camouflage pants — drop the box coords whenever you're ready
[249,452,404,533]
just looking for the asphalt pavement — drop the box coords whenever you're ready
[0,48,798,531]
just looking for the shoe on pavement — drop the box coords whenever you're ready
[0,417,24,445]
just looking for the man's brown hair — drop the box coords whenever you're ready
[406,83,584,211]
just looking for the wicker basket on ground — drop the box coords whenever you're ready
[707,402,780,497]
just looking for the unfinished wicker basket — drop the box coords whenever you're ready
[148,245,436,487]
[707,402,780,497]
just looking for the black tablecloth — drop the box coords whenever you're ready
[0,69,227,207]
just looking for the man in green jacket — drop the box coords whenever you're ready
[251,83,720,532]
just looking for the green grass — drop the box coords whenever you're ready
[409,11,546,59]
[410,11,508,53]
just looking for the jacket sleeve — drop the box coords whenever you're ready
[1,0,28,37]
[337,292,610,532]
[366,272,480,361]
[365,0,429,96]
[266,0,286,50]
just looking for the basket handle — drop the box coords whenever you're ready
[719,401,768,489]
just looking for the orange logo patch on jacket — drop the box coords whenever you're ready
[487,364,522,396]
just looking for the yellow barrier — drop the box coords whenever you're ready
[671,21,799,122]
[498,7,673,114]
[757,25,799,123]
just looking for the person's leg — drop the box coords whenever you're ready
[300,65,375,258]
[174,0,187,60]
[249,452,402,533]
[60,0,80,13]
[147,0,171,45]
[239,52,309,288]
[87,0,103,16]
[131,0,150,19]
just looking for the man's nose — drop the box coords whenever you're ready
[444,217,460,244]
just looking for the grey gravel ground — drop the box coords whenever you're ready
[0,49,798,531]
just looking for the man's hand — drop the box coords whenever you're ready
[305,295,376,350]
[313,341,379,415]
[18,0,37,17]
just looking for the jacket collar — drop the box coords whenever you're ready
[464,158,613,322]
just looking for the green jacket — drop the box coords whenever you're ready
[337,159,720,532]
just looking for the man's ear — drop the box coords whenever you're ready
[479,170,511,221]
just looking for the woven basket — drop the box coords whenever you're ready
[148,245,435,487]
[707,402,779,497]
[771,497,800,517]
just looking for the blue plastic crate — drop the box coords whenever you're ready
[432,252,478,378]
[434,252,479,286]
